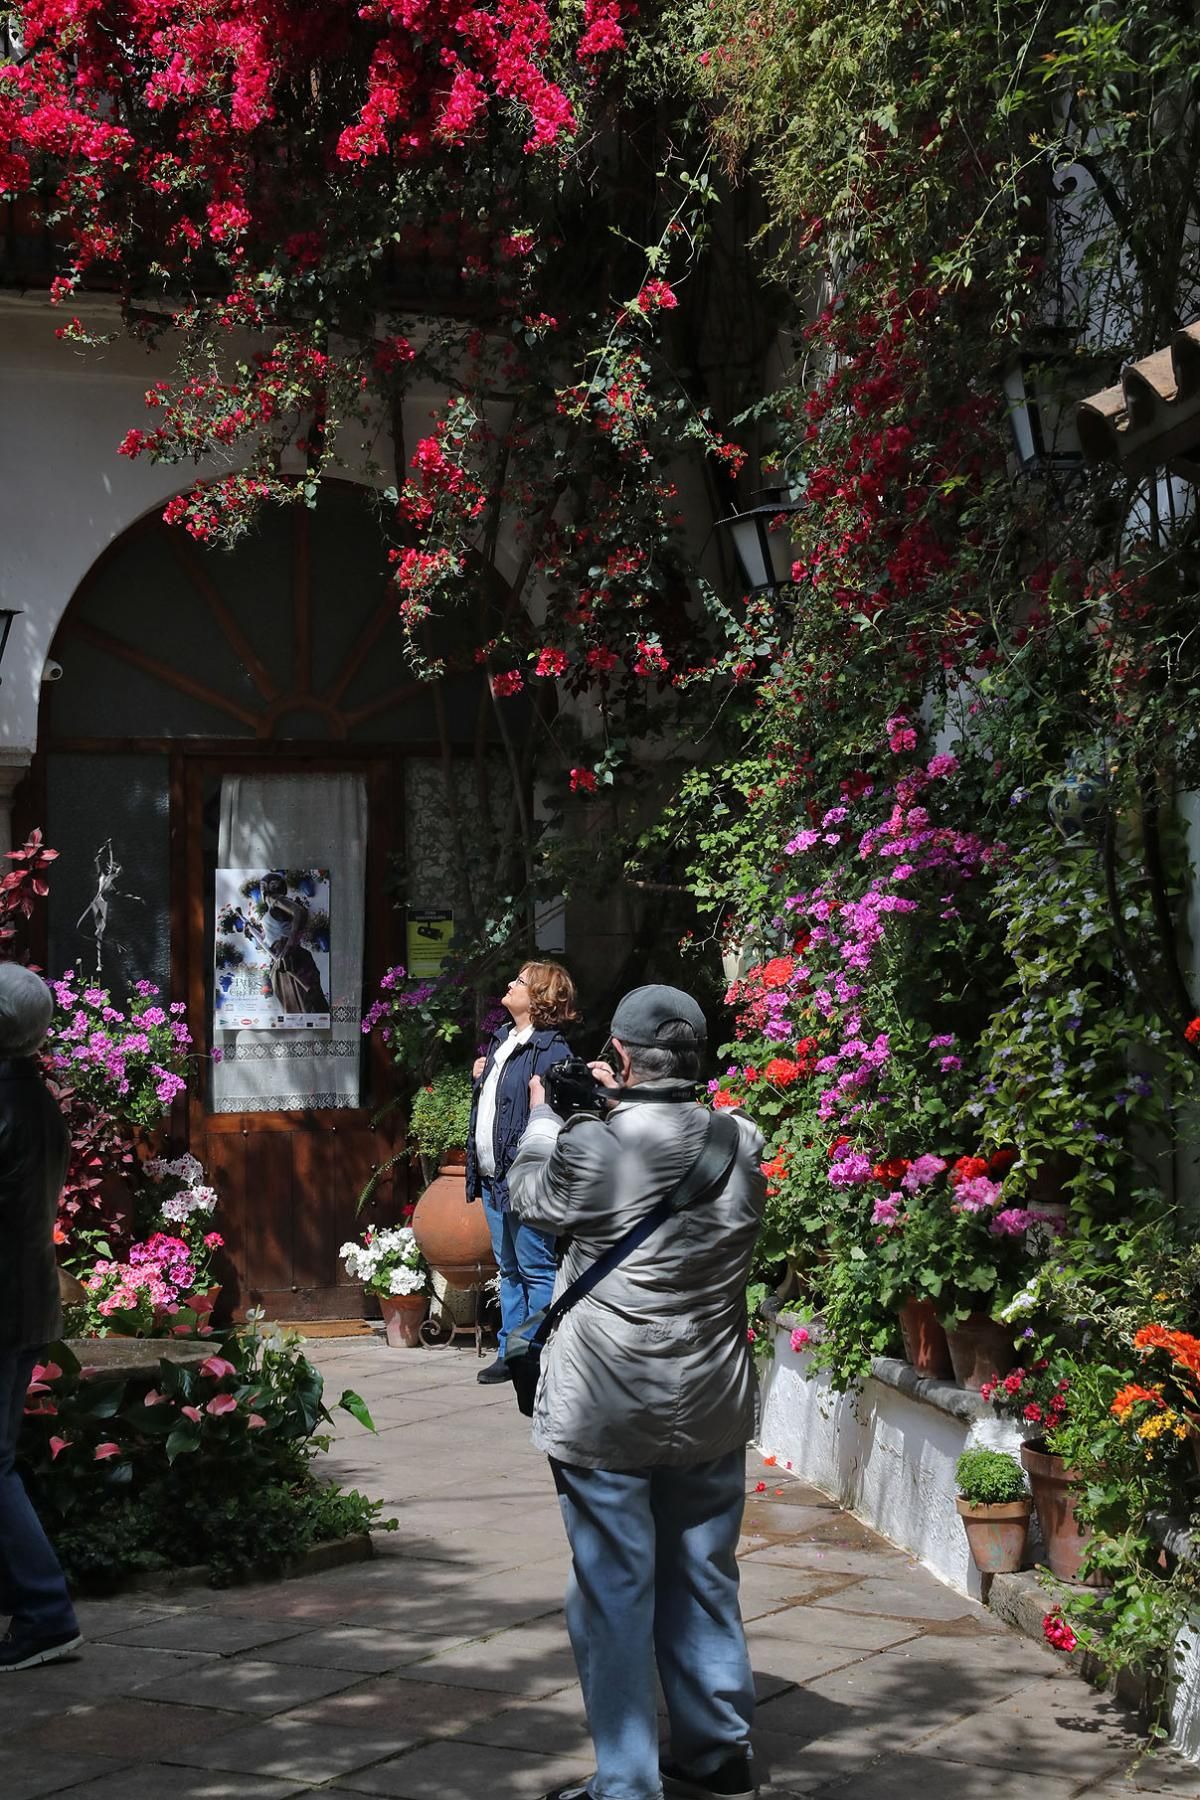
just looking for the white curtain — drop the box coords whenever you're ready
[212,773,367,1113]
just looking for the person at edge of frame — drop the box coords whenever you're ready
[0,962,83,1673]
[506,982,766,1800]
[467,959,578,1386]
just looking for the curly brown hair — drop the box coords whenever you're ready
[522,960,579,1029]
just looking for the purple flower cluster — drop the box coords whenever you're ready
[46,971,192,1128]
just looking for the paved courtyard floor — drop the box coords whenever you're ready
[3,1336,1200,1800]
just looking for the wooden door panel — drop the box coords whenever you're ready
[182,755,404,1321]
[199,1116,400,1319]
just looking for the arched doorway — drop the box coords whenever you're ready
[35,484,509,1317]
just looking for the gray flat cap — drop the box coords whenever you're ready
[610,984,707,1047]
[0,962,54,1056]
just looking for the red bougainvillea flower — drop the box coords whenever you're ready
[491,670,524,697]
[1186,1018,1200,1045]
[569,768,598,793]
[534,647,569,677]
[1042,1609,1077,1653]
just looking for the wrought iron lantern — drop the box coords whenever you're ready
[1002,342,1086,477]
[0,609,21,685]
[714,486,804,596]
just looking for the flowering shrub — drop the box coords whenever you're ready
[341,1225,428,1298]
[979,1363,1072,1437]
[45,973,191,1127]
[80,1226,224,1337]
[19,1317,389,1585]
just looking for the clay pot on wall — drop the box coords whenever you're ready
[1021,1441,1108,1585]
[378,1292,428,1349]
[956,1496,1032,1574]
[411,1158,497,1289]
[897,1297,954,1380]
[945,1314,1018,1392]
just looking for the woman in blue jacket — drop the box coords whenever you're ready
[468,960,577,1385]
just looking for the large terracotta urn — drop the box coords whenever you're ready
[411,1156,497,1288]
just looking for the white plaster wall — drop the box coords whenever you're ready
[0,294,450,763]
[761,1321,1200,1762]
[758,1324,1027,1603]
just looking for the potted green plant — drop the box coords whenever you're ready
[955,1448,1031,1573]
[409,1070,473,1176]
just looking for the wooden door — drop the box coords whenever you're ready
[183,754,404,1320]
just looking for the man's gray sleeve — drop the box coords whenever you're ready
[507,1105,614,1235]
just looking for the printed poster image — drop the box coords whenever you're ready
[406,909,454,977]
[214,869,332,1031]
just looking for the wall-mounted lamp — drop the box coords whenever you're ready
[714,487,805,598]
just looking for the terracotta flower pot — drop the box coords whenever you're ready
[956,1496,1031,1574]
[1020,1441,1108,1585]
[412,1159,497,1288]
[945,1313,1018,1391]
[897,1297,953,1379]
[378,1292,428,1349]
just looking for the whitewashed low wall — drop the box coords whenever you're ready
[758,1315,1024,1600]
[759,1313,1200,1762]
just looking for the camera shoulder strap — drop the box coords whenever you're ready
[517,1109,741,1354]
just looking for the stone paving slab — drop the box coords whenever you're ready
[5,1334,1200,1798]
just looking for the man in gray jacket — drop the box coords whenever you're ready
[507,984,766,1800]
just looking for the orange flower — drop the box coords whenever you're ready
[764,1057,801,1087]
[1111,1382,1165,1424]
[1135,1324,1200,1380]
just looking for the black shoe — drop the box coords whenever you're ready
[477,1357,513,1385]
[662,1754,756,1800]
[0,1628,82,1672]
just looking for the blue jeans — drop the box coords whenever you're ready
[550,1448,754,1800]
[481,1179,557,1359]
[0,1349,78,1637]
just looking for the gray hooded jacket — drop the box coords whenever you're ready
[506,1088,765,1469]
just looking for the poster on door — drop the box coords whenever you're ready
[214,868,332,1031]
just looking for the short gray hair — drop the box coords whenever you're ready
[625,1020,702,1084]
[0,962,54,1056]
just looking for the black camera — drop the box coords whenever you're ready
[544,1056,613,1117]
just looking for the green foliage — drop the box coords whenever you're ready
[19,1315,391,1589]
[954,1449,1027,1505]
[409,1070,474,1161]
